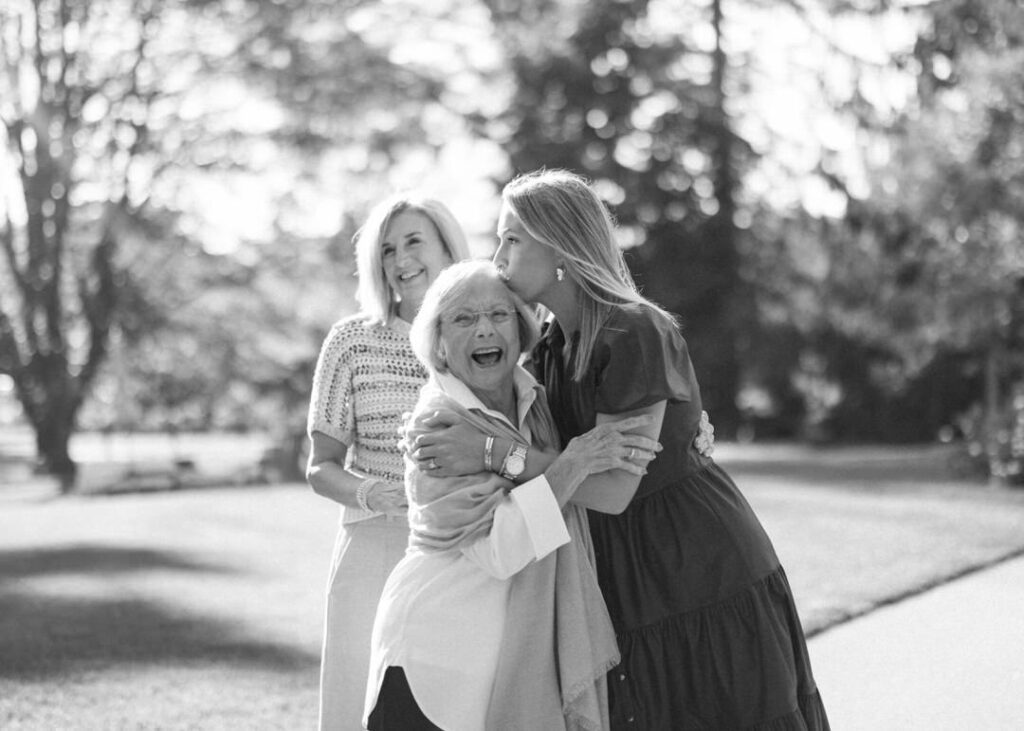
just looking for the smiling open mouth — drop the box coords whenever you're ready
[398,270,423,282]
[471,347,503,366]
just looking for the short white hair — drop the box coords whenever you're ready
[409,260,540,374]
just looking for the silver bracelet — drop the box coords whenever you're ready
[484,436,495,472]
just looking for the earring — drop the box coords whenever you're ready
[555,266,566,282]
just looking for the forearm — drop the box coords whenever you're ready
[541,451,587,507]
[490,436,558,482]
[497,436,646,512]
[470,433,580,509]
[550,405,665,513]
[306,459,365,508]
[541,454,640,512]
[568,470,642,514]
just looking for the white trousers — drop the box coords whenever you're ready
[318,514,409,731]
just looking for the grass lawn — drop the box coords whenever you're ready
[2,442,1024,729]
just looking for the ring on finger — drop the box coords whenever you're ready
[428,458,438,470]
[627,448,635,460]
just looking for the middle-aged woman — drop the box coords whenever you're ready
[305,192,470,730]
[365,260,660,731]
[409,170,830,730]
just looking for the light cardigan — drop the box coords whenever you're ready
[365,368,618,731]
[306,315,425,524]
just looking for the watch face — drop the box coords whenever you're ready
[506,454,526,476]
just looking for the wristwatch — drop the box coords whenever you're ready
[500,443,528,482]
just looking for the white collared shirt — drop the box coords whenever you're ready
[364,366,570,731]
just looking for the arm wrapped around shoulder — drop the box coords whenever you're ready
[401,387,521,552]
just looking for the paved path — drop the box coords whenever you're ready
[808,554,1024,730]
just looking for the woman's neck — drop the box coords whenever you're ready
[475,385,517,425]
[395,297,420,324]
[540,280,582,335]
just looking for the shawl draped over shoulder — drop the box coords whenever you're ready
[402,378,619,731]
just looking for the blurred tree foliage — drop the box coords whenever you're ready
[0,0,445,488]
[865,0,1024,478]
[5,0,1024,490]
[0,0,204,490]
[773,0,1024,468]
[479,0,754,436]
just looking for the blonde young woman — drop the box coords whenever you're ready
[411,170,830,730]
[305,193,470,730]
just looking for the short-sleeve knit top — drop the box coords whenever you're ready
[307,314,427,523]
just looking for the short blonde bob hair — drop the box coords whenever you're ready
[410,260,540,375]
[353,193,471,322]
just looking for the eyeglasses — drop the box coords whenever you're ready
[444,307,516,328]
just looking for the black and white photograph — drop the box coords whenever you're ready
[2,1,1023,729]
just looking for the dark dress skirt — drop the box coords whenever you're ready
[531,305,829,731]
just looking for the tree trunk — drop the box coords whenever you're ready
[17,357,83,494]
[35,412,78,494]
[704,0,742,436]
[984,342,1002,488]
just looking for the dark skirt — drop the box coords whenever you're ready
[367,667,443,731]
[588,462,829,731]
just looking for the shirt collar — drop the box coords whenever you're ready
[433,366,539,433]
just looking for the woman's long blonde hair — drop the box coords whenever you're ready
[353,193,471,322]
[502,169,674,380]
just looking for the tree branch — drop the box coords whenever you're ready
[75,197,123,394]
[0,306,26,376]
[1,207,32,299]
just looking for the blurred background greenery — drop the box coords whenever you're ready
[1,0,1022,493]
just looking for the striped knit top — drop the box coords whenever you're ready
[307,314,427,524]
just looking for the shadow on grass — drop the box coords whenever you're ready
[721,451,985,492]
[0,545,231,579]
[0,545,317,679]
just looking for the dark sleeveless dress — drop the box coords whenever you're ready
[531,305,829,731]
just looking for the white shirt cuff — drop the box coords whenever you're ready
[510,474,570,560]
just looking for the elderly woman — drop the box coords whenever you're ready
[305,192,470,730]
[364,261,659,731]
